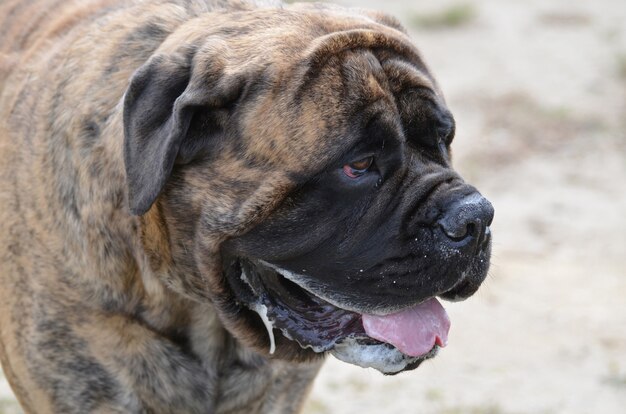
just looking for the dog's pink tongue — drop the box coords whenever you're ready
[362,298,450,357]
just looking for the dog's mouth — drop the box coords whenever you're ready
[224,258,450,374]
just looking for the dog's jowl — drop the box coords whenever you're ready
[0,0,494,412]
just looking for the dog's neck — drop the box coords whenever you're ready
[122,199,323,412]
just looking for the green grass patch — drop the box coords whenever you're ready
[603,361,626,388]
[410,4,476,29]
[301,398,330,414]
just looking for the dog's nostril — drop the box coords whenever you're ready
[441,221,474,241]
[440,220,480,242]
[466,222,477,238]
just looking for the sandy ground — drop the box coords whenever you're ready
[302,1,626,413]
[1,0,625,413]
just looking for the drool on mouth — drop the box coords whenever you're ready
[227,258,450,374]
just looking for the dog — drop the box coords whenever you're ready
[0,0,494,412]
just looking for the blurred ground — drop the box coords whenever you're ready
[302,0,626,413]
[1,0,625,413]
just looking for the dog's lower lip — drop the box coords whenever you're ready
[237,259,451,360]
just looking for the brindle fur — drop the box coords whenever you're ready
[0,0,450,412]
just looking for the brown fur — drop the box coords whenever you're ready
[0,0,443,412]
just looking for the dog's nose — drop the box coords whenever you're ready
[438,193,494,249]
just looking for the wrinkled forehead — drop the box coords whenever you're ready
[235,20,448,178]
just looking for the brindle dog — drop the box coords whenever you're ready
[0,0,494,413]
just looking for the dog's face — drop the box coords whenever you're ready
[123,5,493,374]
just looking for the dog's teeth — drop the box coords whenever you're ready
[254,303,276,354]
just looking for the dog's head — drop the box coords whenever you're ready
[122,5,493,374]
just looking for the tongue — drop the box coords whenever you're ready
[362,298,451,357]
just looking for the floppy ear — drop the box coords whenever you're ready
[123,43,243,215]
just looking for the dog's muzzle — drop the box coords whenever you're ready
[438,192,494,301]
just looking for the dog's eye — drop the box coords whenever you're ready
[343,156,374,178]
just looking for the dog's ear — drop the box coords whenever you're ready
[123,42,244,215]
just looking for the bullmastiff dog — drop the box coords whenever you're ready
[0,0,494,412]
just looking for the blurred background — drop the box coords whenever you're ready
[2,0,625,413]
[300,0,626,413]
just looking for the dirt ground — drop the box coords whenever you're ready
[1,0,625,413]
[301,1,626,413]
